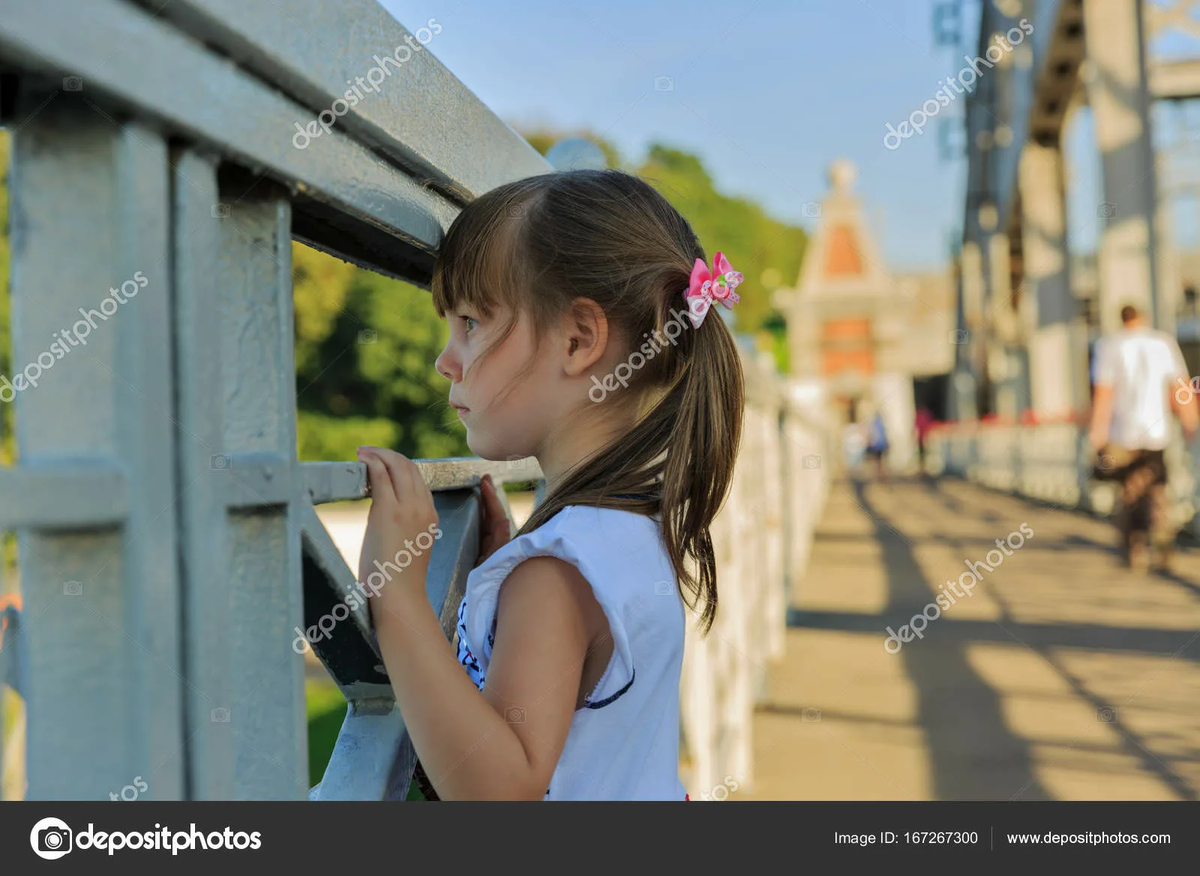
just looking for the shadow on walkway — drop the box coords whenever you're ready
[754,475,1200,800]
[849,477,1050,800]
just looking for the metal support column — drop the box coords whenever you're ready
[1084,0,1169,333]
[1020,141,1088,417]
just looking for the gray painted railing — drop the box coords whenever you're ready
[927,420,1200,536]
[0,0,550,801]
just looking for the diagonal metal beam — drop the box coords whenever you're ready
[298,502,387,697]
[310,487,485,800]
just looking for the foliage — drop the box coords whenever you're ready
[637,144,806,339]
[305,679,347,787]
[292,246,465,461]
[521,128,625,171]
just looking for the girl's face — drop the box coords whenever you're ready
[435,302,564,461]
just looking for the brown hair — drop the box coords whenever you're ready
[430,169,744,633]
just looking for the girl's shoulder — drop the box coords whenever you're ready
[466,504,671,624]
[549,503,666,556]
[460,503,675,692]
[482,502,663,576]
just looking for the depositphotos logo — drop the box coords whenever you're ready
[29,816,262,858]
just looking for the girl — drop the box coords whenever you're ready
[355,169,745,800]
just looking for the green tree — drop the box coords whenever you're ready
[636,144,806,344]
[521,128,625,170]
[292,244,464,462]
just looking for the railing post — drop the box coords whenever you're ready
[172,160,309,800]
[9,97,186,800]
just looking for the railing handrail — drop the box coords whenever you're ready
[0,0,551,284]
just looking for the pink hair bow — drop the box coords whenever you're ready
[684,251,743,328]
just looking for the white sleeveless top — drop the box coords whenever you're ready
[455,503,688,800]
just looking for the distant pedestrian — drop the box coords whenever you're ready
[1089,304,1198,571]
[866,410,889,483]
[915,406,935,477]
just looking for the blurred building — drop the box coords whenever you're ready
[952,0,1200,422]
[773,160,956,472]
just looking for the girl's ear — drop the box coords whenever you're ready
[561,297,610,376]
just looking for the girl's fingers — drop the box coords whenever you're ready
[398,454,426,506]
[482,475,504,516]
[372,448,433,513]
[490,505,510,542]
[482,476,510,541]
[359,451,395,505]
[480,476,498,521]
[375,449,409,500]
[360,447,406,500]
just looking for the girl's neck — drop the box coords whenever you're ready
[536,408,635,495]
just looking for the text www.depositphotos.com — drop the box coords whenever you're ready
[884,523,1034,653]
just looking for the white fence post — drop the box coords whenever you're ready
[680,349,830,799]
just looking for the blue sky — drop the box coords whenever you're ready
[377,0,979,272]
[377,0,1198,273]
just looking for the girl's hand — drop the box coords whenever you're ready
[356,447,439,601]
[475,474,512,568]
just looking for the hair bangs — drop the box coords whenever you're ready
[431,190,537,323]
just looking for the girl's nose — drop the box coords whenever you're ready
[435,346,458,382]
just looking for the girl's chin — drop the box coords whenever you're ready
[463,430,495,460]
[465,435,521,465]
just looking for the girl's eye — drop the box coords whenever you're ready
[461,315,478,334]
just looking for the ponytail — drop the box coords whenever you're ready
[659,308,744,633]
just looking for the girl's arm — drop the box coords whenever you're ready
[356,447,602,801]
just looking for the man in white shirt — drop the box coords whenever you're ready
[1089,304,1198,571]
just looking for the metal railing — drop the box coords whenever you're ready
[0,0,823,800]
[681,356,830,796]
[927,418,1200,536]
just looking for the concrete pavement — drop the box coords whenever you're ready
[744,476,1200,800]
